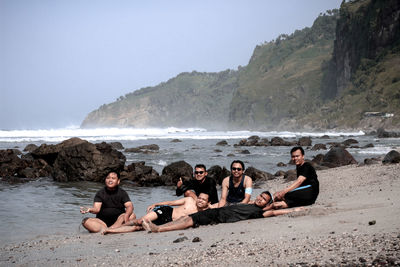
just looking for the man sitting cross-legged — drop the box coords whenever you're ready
[103,192,210,234]
[142,191,303,233]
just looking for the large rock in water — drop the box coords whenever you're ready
[245,167,275,182]
[382,150,400,164]
[207,165,230,185]
[52,139,126,182]
[320,147,357,168]
[121,161,161,186]
[0,149,52,180]
[160,161,193,186]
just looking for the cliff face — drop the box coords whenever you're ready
[81,70,238,129]
[334,0,400,95]
[82,0,400,130]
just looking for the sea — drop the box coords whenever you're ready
[1,126,399,245]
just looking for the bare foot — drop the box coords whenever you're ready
[142,220,158,233]
[293,206,306,212]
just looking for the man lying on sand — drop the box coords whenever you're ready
[142,191,303,233]
[264,146,319,212]
[103,192,210,234]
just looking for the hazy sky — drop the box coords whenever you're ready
[1,0,341,130]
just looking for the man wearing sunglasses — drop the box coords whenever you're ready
[216,160,253,208]
[176,164,219,204]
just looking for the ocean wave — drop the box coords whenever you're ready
[0,127,365,143]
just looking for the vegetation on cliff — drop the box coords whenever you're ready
[82,0,400,130]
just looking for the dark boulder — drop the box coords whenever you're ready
[245,167,275,182]
[270,137,293,146]
[170,139,182,143]
[277,162,287,167]
[362,143,374,148]
[364,157,381,165]
[206,165,229,185]
[109,142,124,150]
[121,161,161,186]
[320,147,357,168]
[382,150,400,164]
[52,139,126,182]
[284,169,297,182]
[342,138,359,147]
[160,161,193,186]
[274,170,286,177]
[0,149,28,177]
[297,137,312,147]
[0,149,52,179]
[256,138,270,146]
[311,154,325,165]
[377,128,400,138]
[125,144,159,153]
[312,143,327,151]
[31,137,87,165]
[216,140,228,146]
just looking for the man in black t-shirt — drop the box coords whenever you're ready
[266,146,319,210]
[142,191,303,233]
[80,172,136,233]
[176,164,219,204]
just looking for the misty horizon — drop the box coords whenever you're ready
[1,0,341,130]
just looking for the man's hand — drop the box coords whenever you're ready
[80,206,90,214]
[146,204,156,213]
[274,191,286,201]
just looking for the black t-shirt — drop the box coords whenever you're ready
[296,162,319,196]
[176,176,219,204]
[190,204,264,226]
[94,186,131,227]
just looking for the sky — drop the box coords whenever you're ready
[0,0,342,130]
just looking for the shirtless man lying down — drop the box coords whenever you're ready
[102,192,210,234]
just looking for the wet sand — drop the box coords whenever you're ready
[1,163,400,266]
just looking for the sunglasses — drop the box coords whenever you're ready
[231,167,242,171]
[194,171,204,175]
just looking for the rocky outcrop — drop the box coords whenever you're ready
[245,167,275,182]
[207,165,230,185]
[0,149,52,180]
[382,150,400,164]
[320,147,357,168]
[52,141,126,182]
[121,162,161,186]
[160,161,193,186]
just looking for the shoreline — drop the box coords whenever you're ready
[1,163,400,266]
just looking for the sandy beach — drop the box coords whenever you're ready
[1,163,399,266]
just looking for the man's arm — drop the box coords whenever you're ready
[217,177,229,208]
[123,201,134,223]
[241,176,253,204]
[80,202,102,214]
[146,198,187,213]
[183,190,197,200]
[274,176,306,200]
[176,178,192,196]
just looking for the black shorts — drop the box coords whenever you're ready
[284,185,318,207]
[152,206,174,225]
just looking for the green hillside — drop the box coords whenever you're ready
[81,0,400,131]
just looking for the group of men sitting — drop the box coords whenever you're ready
[80,146,319,234]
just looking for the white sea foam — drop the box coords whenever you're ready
[0,127,365,143]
